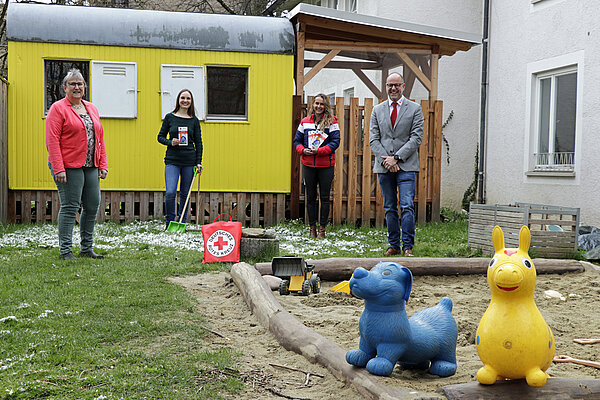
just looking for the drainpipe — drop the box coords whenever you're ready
[478,0,490,203]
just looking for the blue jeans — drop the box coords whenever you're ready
[164,164,194,226]
[50,164,100,255]
[378,171,416,251]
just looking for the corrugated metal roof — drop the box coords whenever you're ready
[287,3,481,45]
[7,3,295,54]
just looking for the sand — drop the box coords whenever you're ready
[171,264,600,399]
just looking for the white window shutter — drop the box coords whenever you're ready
[90,61,137,118]
[160,64,205,120]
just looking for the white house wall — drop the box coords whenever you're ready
[485,0,600,225]
[304,0,483,212]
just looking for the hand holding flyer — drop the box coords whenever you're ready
[178,127,188,146]
[308,129,328,150]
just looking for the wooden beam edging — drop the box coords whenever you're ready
[437,378,600,399]
[230,262,421,400]
[254,258,586,281]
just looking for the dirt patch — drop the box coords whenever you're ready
[171,265,600,399]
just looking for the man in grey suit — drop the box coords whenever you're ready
[369,72,424,256]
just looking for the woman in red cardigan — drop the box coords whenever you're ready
[45,69,108,260]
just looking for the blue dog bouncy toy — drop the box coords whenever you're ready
[346,262,458,377]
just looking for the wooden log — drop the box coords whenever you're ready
[230,262,419,400]
[254,258,585,281]
[437,378,600,400]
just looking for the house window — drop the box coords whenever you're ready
[343,87,354,105]
[44,60,90,113]
[533,68,577,171]
[207,66,248,121]
[343,0,357,12]
[320,0,338,8]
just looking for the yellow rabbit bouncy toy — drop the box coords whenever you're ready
[476,225,555,387]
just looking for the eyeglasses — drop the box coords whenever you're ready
[67,82,85,87]
[386,83,405,88]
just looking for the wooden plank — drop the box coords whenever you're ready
[375,177,384,227]
[417,100,429,224]
[250,193,260,227]
[7,191,16,223]
[295,23,305,94]
[429,53,439,101]
[304,49,340,84]
[237,193,246,224]
[276,194,285,224]
[361,98,373,226]
[290,95,303,220]
[333,97,345,225]
[139,192,149,221]
[223,193,232,217]
[210,192,219,221]
[36,191,45,224]
[51,191,60,223]
[347,97,359,223]
[264,194,273,227]
[528,218,578,227]
[110,191,120,222]
[397,51,431,91]
[431,100,442,221]
[125,191,134,222]
[305,40,432,53]
[197,192,205,224]
[254,257,585,280]
[22,191,31,224]
[438,378,600,400]
[352,67,383,99]
[153,192,163,218]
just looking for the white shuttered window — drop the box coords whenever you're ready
[90,61,137,118]
[160,65,205,120]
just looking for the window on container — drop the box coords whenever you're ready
[44,60,90,113]
[533,68,577,171]
[344,0,357,12]
[206,67,248,121]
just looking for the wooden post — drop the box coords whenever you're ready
[290,95,302,219]
[333,98,345,225]
[431,100,443,221]
[418,100,429,224]
[347,97,359,223]
[361,98,373,226]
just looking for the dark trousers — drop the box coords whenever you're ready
[302,165,334,227]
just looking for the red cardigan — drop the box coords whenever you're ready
[45,97,108,174]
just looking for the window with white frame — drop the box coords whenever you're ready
[44,60,90,113]
[343,87,354,105]
[532,67,577,171]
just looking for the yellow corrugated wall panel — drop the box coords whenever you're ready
[8,41,293,192]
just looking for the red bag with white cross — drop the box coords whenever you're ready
[201,213,242,263]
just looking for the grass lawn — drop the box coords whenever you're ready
[0,211,479,399]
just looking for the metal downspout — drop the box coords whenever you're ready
[478,0,490,203]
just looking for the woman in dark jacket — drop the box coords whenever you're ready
[158,89,203,229]
[293,94,340,238]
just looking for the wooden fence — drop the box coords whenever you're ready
[291,96,443,227]
[7,190,286,227]
[3,96,443,227]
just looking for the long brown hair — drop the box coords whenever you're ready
[172,89,196,117]
[309,93,334,131]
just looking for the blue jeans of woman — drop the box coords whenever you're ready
[378,171,416,251]
[50,164,100,256]
[303,165,334,227]
[164,164,194,227]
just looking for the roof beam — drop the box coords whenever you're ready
[303,49,340,85]
[305,39,432,53]
[397,50,431,92]
[352,67,384,100]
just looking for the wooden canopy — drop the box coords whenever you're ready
[287,3,481,100]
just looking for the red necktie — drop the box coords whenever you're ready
[391,102,398,127]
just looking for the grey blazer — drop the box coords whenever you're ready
[369,98,424,174]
